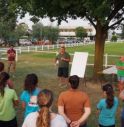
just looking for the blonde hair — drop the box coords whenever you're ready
[36,89,53,127]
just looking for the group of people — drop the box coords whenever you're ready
[0,67,122,127]
[0,45,124,127]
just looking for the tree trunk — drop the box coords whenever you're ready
[93,22,107,78]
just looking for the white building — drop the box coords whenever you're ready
[59,26,96,38]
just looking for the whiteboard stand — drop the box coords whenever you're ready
[70,52,88,86]
[81,75,87,87]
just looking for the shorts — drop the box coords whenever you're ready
[80,123,87,127]
[58,67,69,78]
[118,76,124,82]
[0,117,17,127]
[99,124,115,127]
[121,116,124,127]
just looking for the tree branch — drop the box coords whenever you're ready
[107,1,124,22]
[86,15,96,29]
[108,18,124,29]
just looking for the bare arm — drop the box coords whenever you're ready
[58,106,71,124]
[21,101,26,109]
[13,100,19,107]
[70,107,91,127]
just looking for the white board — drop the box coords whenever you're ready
[70,52,88,78]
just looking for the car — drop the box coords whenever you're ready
[19,39,32,46]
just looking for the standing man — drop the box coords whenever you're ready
[55,46,70,86]
[7,45,16,75]
[58,75,91,127]
[116,56,124,92]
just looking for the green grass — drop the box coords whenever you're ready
[1,42,124,127]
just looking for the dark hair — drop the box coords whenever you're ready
[102,83,114,109]
[36,89,53,127]
[69,75,79,89]
[0,62,4,72]
[0,72,10,96]
[24,73,38,94]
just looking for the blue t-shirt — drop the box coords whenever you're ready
[97,97,118,126]
[20,88,41,118]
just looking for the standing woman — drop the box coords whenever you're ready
[0,72,18,127]
[22,89,67,127]
[97,84,118,127]
[20,73,41,118]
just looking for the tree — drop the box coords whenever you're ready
[75,27,87,39]
[32,23,59,43]
[15,23,29,38]
[43,26,59,43]
[32,23,44,40]
[0,0,20,45]
[17,0,124,77]
[121,25,124,39]
[111,35,117,42]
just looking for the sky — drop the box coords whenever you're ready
[17,13,121,33]
[17,13,91,29]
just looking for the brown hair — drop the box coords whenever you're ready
[0,72,10,96]
[0,62,4,72]
[102,83,114,108]
[24,73,38,94]
[69,75,79,89]
[36,89,53,127]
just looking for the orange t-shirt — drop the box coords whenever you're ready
[58,89,90,121]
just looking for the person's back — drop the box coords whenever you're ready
[97,83,118,127]
[97,97,118,126]
[58,75,91,127]
[20,73,41,118]
[22,89,67,127]
[22,112,67,127]
[58,89,89,121]
[0,72,18,127]
[20,88,40,117]
[0,87,18,121]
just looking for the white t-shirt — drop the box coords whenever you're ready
[22,112,67,127]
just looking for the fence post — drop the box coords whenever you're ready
[28,46,30,52]
[47,45,49,50]
[52,44,54,49]
[105,53,108,68]
[19,47,22,54]
[42,45,43,50]
[35,46,38,52]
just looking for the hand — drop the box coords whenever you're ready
[61,57,65,61]
[66,119,71,125]
[70,121,80,127]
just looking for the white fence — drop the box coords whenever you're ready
[0,42,121,67]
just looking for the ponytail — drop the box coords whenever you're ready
[106,87,114,108]
[36,107,50,127]
[0,72,9,96]
[102,84,114,109]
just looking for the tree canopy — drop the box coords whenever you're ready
[75,27,87,39]
[12,0,124,76]
[32,23,59,43]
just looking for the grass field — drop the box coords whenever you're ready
[1,42,124,127]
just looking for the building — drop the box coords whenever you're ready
[59,25,96,39]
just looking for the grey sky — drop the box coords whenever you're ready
[17,13,90,29]
[17,13,121,33]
